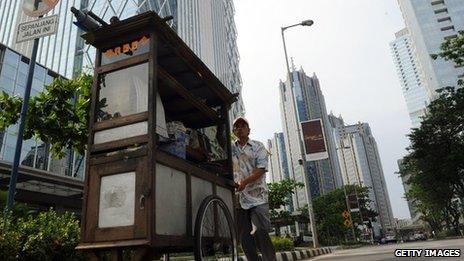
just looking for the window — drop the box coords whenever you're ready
[97,63,148,121]
[34,142,49,171]
[431,0,445,5]
[440,25,455,32]
[0,76,15,93]
[3,50,19,67]
[444,34,457,40]
[437,17,451,22]
[434,8,448,14]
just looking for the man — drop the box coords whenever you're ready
[232,117,276,261]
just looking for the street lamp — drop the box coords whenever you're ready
[280,19,319,248]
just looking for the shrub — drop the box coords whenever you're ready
[271,236,294,252]
[0,215,22,261]
[0,209,84,260]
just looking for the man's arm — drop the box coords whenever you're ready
[236,168,265,191]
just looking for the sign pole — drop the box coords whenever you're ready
[5,36,40,214]
[4,0,60,215]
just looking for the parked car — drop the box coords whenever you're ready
[380,235,397,244]
[413,233,427,241]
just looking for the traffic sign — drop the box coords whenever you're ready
[16,15,59,43]
[344,219,353,228]
[341,210,350,219]
[22,0,59,17]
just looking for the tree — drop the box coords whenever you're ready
[312,185,377,246]
[400,86,464,234]
[399,31,464,234]
[268,179,303,236]
[0,74,92,158]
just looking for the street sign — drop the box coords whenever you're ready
[16,15,59,43]
[22,0,59,17]
[342,210,350,219]
[344,219,353,228]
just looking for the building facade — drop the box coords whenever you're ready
[0,44,83,211]
[0,0,244,119]
[397,158,421,222]
[329,114,395,234]
[398,0,464,97]
[267,132,291,184]
[176,0,244,119]
[279,68,342,211]
[0,0,244,183]
[0,44,84,179]
[390,28,430,128]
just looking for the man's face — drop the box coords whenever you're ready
[233,121,250,140]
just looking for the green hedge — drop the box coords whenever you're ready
[271,236,294,252]
[0,209,84,260]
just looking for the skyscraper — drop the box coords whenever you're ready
[279,68,342,210]
[176,0,244,119]
[398,0,464,97]
[0,0,245,181]
[397,158,420,222]
[0,0,244,118]
[0,43,83,179]
[1,0,177,78]
[267,132,291,184]
[390,28,430,128]
[329,114,395,234]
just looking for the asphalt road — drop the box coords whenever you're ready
[306,238,464,261]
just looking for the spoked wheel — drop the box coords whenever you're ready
[194,195,237,261]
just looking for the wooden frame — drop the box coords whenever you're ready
[78,11,238,257]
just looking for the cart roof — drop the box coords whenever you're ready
[82,11,237,108]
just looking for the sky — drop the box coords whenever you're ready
[234,0,412,219]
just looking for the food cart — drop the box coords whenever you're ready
[76,11,238,260]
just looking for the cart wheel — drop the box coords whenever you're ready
[194,195,237,261]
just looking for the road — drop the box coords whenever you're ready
[307,238,464,261]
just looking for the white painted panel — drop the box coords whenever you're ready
[216,186,235,238]
[94,121,147,144]
[191,176,213,234]
[98,172,135,228]
[155,164,187,235]
[216,186,234,220]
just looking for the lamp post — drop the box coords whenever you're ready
[281,19,319,248]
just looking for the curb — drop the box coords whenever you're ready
[237,247,333,261]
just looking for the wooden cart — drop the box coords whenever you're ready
[76,11,238,260]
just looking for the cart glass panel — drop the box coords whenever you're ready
[97,62,148,122]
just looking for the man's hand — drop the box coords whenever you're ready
[236,181,247,191]
[235,168,266,192]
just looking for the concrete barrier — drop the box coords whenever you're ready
[237,247,333,261]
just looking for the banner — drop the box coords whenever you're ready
[301,119,329,161]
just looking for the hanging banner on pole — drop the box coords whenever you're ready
[301,118,329,161]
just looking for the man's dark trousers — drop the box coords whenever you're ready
[237,203,277,261]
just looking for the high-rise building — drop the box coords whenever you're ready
[267,132,291,184]
[0,43,84,179]
[329,114,395,234]
[0,0,244,119]
[0,0,244,184]
[279,68,342,210]
[0,43,82,210]
[398,0,464,97]
[397,158,420,222]
[0,0,177,78]
[176,0,244,119]
[390,28,430,128]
